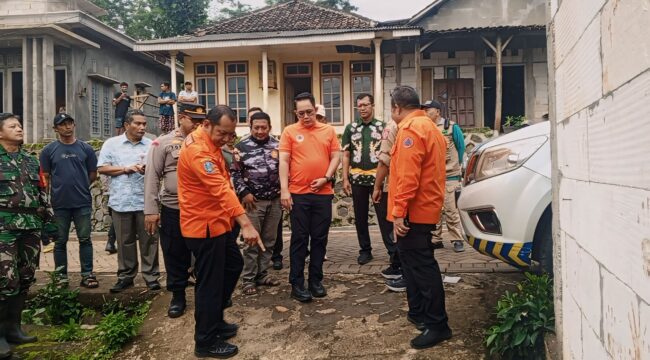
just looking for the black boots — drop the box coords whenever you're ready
[0,302,11,360]
[4,294,37,344]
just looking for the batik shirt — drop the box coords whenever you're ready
[231,136,280,200]
[341,118,384,186]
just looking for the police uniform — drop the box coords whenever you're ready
[376,120,400,271]
[387,109,451,341]
[0,142,56,351]
[432,117,465,246]
[144,102,206,313]
[177,125,245,350]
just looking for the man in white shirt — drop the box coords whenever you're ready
[178,81,198,103]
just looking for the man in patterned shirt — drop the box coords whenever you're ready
[342,93,385,265]
[231,111,282,295]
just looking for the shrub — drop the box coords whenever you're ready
[485,272,555,359]
[91,301,150,359]
[50,318,85,342]
[504,115,526,127]
[24,270,83,325]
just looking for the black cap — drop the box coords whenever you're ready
[178,102,207,120]
[421,100,442,110]
[53,113,74,126]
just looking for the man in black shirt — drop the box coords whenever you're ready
[113,82,132,135]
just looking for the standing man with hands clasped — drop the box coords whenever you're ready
[177,105,264,358]
[144,102,206,319]
[387,86,452,349]
[113,82,131,135]
[279,92,341,303]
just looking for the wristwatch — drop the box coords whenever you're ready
[325,175,334,182]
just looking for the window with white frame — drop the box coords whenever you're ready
[351,61,373,120]
[195,63,217,109]
[320,62,343,124]
[91,81,100,136]
[102,85,111,137]
[226,62,248,124]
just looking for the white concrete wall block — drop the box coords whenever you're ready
[641,300,650,360]
[459,65,474,79]
[383,54,396,67]
[456,51,475,59]
[582,314,610,360]
[600,0,650,93]
[562,294,584,360]
[557,109,590,181]
[434,67,445,80]
[576,246,603,333]
[602,269,642,360]
[533,62,548,77]
[587,70,650,190]
[554,0,607,65]
[401,54,415,69]
[554,18,603,121]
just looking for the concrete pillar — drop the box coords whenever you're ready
[524,46,535,121]
[32,37,42,142]
[262,50,269,116]
[42,36,55,140]
[373,38,383,120]
[170,51,178,129]
[22,37,33,143]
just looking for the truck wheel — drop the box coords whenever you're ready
[532,206,553,275]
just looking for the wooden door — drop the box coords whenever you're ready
[433,79,475,127]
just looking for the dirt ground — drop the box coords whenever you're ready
[118,272,524,360]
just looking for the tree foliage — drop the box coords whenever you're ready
[264,0,358,12]
[215,0,253,20]
[90,0,210,40]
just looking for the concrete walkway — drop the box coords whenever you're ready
[39,227,517,276]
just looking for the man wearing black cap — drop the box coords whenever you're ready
[422,100,466,252]
[40,113,99,287]
[144,102,206,318]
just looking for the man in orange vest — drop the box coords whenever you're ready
[177,105,263,359]
[387,86,452,349]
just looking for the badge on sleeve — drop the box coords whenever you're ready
[296,134,305,142]
[403,137,414,148]
[203,161,215,174]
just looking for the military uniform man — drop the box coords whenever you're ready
[144,102,206,319]
[422,100,466,252]
[0,113,57,359]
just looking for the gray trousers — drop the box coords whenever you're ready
[112,210,160,283]
[242,198,282,285]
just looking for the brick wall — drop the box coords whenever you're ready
[549,0,650,358]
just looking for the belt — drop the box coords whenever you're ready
[446,176,461,181]
[0,207,40,215]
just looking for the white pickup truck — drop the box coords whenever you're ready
[458,121,552,273]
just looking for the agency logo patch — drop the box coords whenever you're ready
[403,137,414,148]
[296,134,305,142]
[203,161,215,174]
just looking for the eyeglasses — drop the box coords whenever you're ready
[296,109,314,118]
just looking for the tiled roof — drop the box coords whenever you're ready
[197,0,376,35]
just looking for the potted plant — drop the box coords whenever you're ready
[503,115,526,134]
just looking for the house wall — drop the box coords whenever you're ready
[0,0,97,15]
[416,0,546,30]
[184,48,376,136]
[549,0,650,358]
[383,47,548,127]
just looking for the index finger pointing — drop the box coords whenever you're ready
[257,237,266,252]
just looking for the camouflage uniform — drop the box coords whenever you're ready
[0,145,55,299]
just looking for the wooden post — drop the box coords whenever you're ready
[373,38,383,120]
[481,35,513,133]
[262,50,269,114]
[170,51,178,129]
[414,41,421,99]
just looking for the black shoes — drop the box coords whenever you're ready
[380,266,402,280]
[168,294,186,318]
[290,285,313,302]
[146,280,162,291]
[109,279,134,293]
[432,241,444,250]
[308,281,327,298]
[216,321,239,340]
[407,315,426,331]
[410,327,453,349]
[195,340,238,358]
[4,294,37,344]
[357,252,373,265]
[224,298,233,309]
[272,260,283,270]
[385,277,407,292]
[105,242,117,254]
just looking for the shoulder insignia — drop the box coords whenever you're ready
[403,137,414,149]
[381,127,390,140]
[203,161,215,174]
[151,139,160,146]
[185,134,195,146]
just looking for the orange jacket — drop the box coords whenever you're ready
[177,128,245,239]
[387,110,446,225]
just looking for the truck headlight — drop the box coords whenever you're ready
[473,135,547,182]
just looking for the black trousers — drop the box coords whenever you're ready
[397,223,449,331]
[289,194,332,287]
[351,185,379,255]
[185,232,243,347]
[159,206,192,293]
[375,192,400,269]
[272,211,283,262]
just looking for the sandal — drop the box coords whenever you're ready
[80,275,99,289]
[256,277,280,287]
[242,284,257,296]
